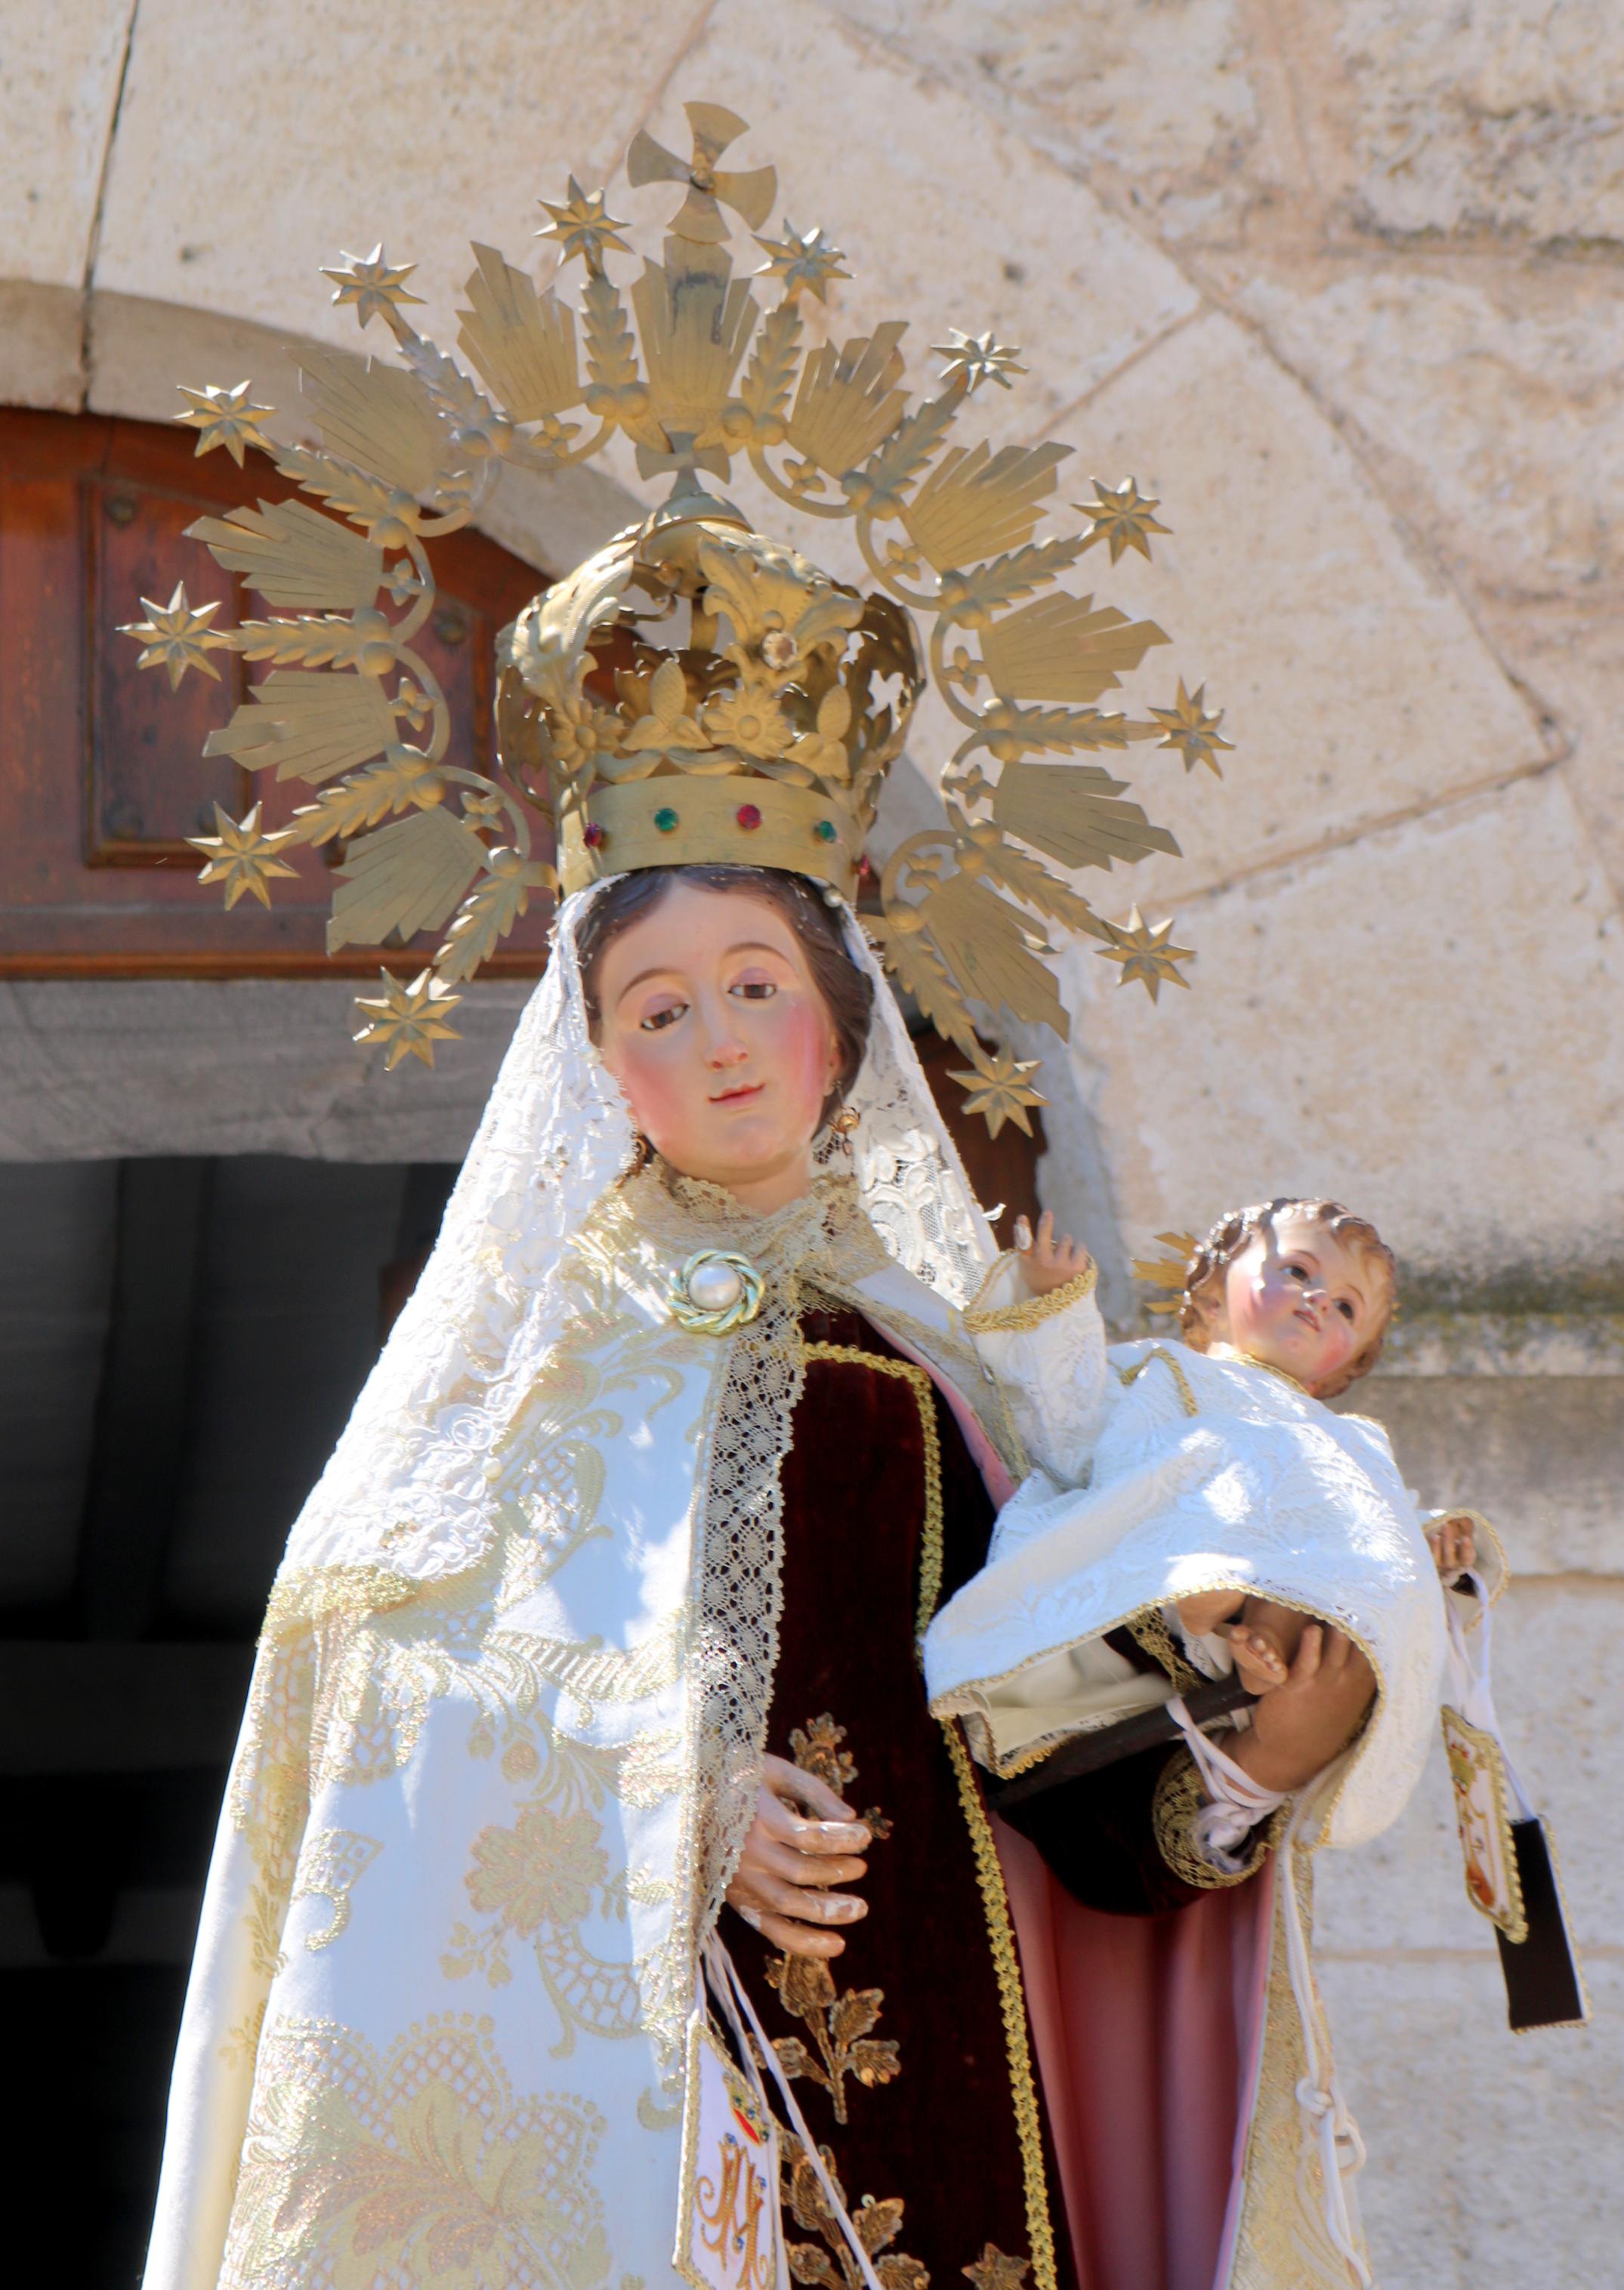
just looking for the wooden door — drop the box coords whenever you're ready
[0,408,552,976]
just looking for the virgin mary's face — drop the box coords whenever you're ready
[592,881,841,1211]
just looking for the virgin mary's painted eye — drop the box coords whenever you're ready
[731,979,776,1001]
[641,1001,687,1032]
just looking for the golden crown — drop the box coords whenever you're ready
[122,98,1230,1133]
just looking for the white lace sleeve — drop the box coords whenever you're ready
[962,1252,1107,1483]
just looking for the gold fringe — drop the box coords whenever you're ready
[964,1255,1098,1335]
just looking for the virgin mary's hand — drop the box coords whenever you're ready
[1224,1622,1376,1795]
[725,1754,872,1958]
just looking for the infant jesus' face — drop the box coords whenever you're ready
[1193,1213,1389,1398]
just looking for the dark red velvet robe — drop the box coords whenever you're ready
[727,1305,1064,2288]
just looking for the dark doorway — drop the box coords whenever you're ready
[1,1153,456,2285]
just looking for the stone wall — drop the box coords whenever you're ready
[2,5,1619,2282]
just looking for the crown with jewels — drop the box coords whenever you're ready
[123,98,1230,1134]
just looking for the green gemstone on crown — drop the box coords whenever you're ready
[653,806,679,834]
[813,818,838,844]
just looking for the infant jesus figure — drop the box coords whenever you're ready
[1124,1200,1476,1719]
[925,1196,1508,2290]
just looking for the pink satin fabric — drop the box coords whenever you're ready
[998,1820,1275,2290]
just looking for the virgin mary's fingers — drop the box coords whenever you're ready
[760,1753,856,1823]
[746,1838,869,1890]
[736,1872,867,1927]
[750,1909,849,1959]
[755,1790,870,1856]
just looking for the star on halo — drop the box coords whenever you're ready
[119,582,228,688]
[753,220,851,302]
[187,804,298,909]
[947,1048,1047,1140]
[321,245,425,329]
[537,178,631,270]
[174,380,274,465]
[1076,476,1171,563]
[933,329,1027,393]
[1149,681,1233,776]
[1095,907,1194,999]
[353,968,464,1069]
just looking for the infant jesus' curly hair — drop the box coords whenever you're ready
[1178,1196,1398,1399]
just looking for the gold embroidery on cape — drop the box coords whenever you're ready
[291,1828,383,1951]
[790,1711,894,1842]
[782,2139,928,2290]
[443,1802,644,2054]
[221,2011,610,2290]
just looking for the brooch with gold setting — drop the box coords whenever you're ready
[668,1249,764,1335]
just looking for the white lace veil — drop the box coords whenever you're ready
[276,879,996,1585]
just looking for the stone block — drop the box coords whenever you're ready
[1318,1955,1618,2290]
[0,0,137,405]
[1357,1375,1624,1577]
[1067,307,1548,904]
[824,0,1284,245]
[1230,261,1624,603]
[1054,770,1624,1281]
[91,0,702,355]
[1308,2,1624,248]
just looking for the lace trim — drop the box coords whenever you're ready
[1125,1609,1202,1691]
[963,1255,1097,1333]
[1152,1745,1288,1889]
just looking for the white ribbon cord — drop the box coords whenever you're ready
[704,1936,888,2290]
[1167,1699,1373,2288]
[1166,1695,1288,1873]
[1443,1572,1534,1819]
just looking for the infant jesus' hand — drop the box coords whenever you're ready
[1014,1211,1092,1298]
[1426,1514,1477,1579]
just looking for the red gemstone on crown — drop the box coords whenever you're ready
[583,822,606,849]
[736,803,763,832]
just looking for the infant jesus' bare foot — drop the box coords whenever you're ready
[1174,1592,1308,1694]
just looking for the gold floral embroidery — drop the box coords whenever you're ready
[221,2011,610,2290]
[443,1804,641,2054]
[764,1954,901,2125]
[963,2247,1030,2290]
[291,1829,382,1951]
[789,1712,894,1841]
[782,2140,928,2290]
